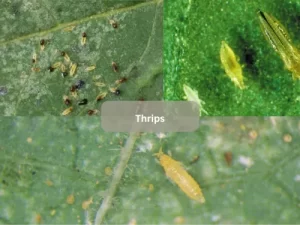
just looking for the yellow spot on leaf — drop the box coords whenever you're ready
[148,184,154,192]
[105,167,112,176]
[27,137,32,143]
[50,209,56,216]
[174,216,185,224]
[66,194,75,204]
[283,134,292,142]
[82,197,93,210]
[45,179,53,187]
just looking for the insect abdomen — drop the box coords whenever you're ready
[159,154,205,203]
[166,165,204,203]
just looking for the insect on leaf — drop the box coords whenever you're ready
[220,41,246,89]
[183,84,208,116]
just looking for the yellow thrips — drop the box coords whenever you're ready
[60,63,66,72]
[61,107,73,116]
[64,53,71,63]
[81,36,86,46]
[31,67,40,72]
[183,84,208,116]
[220,41,246,89]
[52,62,62,69]
[32,53,37,63]
[94,82,106,87]
[70,63,77,76]
[258,11,300,80]
[154,148,205,203]
[63,26,75,32]
[85,65,96,71]
[96,92,107,101]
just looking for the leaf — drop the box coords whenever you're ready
[164,0,300,115]
[0,0,162,116]
[0,117,299,224]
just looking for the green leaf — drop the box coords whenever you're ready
[0,0,162,116]
[164,0,300,115]
[0,117,299,224]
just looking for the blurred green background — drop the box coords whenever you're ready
[0,117,299,224]
[0,0,162,116]
[164,0,300,115]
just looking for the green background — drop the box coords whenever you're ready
[164,0,300,115]
[0,0,162,116]
[0,117,299,224]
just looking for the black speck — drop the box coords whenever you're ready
[115,89,121,95]
[48,66,55,72]
[78,99,88,105]
[61,51,66,56]
[82,32,87,37]
[64,99,71,105]
[70,85,77,92]
[40,39,45,45]
[75,80,85,89]
[61,72,68,77]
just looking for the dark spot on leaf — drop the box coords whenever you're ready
[64,99,71,105]
[0,86,8,96]
[32,171,36,175]
[61,72,68,77]
[75,80,85,89]
[70,85,77,92]
[78,99,88,105]
[114,89,121,95]
[48,66,55,72]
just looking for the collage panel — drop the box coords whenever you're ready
[0,0,163,116]
[0,117,299,224]
[164,0,300,116]
[1,0,300,224]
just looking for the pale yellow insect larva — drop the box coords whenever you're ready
[220,41,246,89]
[183,84,208,116]
[31,67,40,72]
[81,32,87,46]
[61,106,73,116]
[94,82,106,87]
[154,148,205,203]
[85,65,96,72]
[257,10,300,80]
[70,63,77,76]
[40,39,45,51]
[63,26,75,32]
[63,53,71,63]
[32,53,37,63]
[109,19,118,29]
[71,90,78,99]
[52,62,62,69]
[60,63,66,72]
[96,92,107,101]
